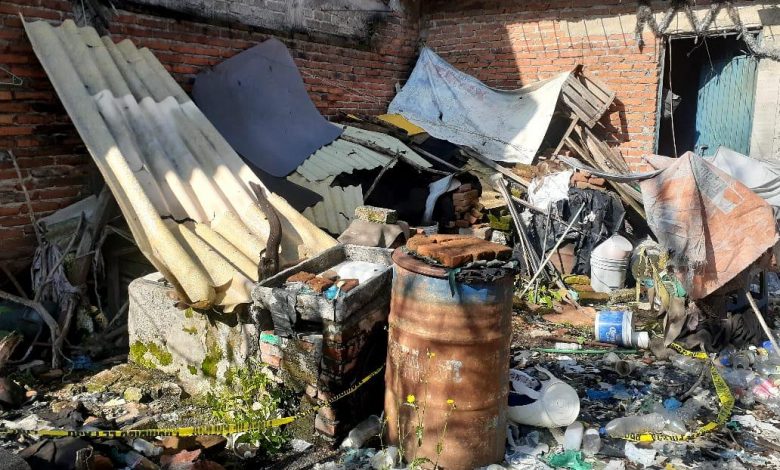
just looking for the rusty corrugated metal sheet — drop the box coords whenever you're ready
[385,249,512,470]
[23,19,337,310]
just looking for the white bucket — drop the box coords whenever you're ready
[590,235,632,293]
[590,255,629,293]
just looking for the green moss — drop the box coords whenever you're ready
[182,326,198,335]
[184,308,194,319]
[188,365,198,375]
[130,341,173,369]
[201,335,223,379]
[224,366,237,386]
[226,341,235,362]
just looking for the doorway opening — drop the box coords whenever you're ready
[656,33,759,158]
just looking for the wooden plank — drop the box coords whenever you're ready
[562,79,599,126]
[460,148,531,187]
[553,116,580,157]
[565,76,601,118]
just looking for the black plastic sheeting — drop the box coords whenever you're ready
[530,188,625,276]
[193,38,343,178]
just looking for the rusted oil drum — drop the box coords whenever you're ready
[385,249,512,470]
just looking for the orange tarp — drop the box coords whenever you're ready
[641,152,778,299]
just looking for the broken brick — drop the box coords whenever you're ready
[286,271,315,283]
[307,276,334,293]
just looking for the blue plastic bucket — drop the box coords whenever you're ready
[594,310,633,346]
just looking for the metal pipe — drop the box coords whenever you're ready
[746,292,780,357]
[517,203,585,300]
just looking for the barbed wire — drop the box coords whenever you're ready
[635,1,780,62]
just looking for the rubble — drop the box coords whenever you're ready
[2,5,780,470]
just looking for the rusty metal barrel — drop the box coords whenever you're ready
[384,249,512,470]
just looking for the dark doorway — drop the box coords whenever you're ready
[657,33,759,158]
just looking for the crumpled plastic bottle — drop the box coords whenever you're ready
[604,413,666,437]
[652,397,703,434]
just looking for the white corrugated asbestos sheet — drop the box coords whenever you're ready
[289,126,431,233]
[23,19,337,311]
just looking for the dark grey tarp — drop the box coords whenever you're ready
[193,38,343,177]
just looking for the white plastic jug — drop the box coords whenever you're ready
[508,366,580,428]
[591,235,633,293]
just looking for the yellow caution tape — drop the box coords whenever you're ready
[0,365,385,439]
[620,343,734,442]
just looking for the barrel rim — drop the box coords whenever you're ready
[392,248,451,278]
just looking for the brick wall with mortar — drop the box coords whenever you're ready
[0,1,93,269]
[420,0,769,170]
[259,299,389,438]
[0,0,420,269]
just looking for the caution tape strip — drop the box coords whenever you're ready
[0,365,385,439]
[620,343,734,442]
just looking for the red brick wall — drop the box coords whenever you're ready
[108,5,419,118]
[420,0,662,170]
[0,1,419,268]
[0,0,92,269]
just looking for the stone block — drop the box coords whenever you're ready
[128,273,259,395]
[354,205,398,224]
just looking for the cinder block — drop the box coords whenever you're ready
[128,273,259,396]
[354,205,398,224]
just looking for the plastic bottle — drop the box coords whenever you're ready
[340,415,382,449]
[652,397,703,434]
[670,354,702,375]
[717,365,753,389]
[604,413,666,437]
[563,421,584,451]
[582,428,601,456]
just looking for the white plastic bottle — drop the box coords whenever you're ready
[604,413,666,437]
[340,415,382,449]
[563,421,584,451]
[582,428,601,456]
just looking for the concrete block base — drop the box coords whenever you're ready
[128,273,259,396]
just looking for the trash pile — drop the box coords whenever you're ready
[2,13,780,470]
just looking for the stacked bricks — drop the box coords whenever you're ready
[258,295,389,438]
[570,170,606,191]
[0,1,93,269]
[447,183,483,229]
[407,233,512,268]
[420,0,662,171]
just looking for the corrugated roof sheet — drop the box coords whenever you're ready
[295,126,431,183]
[288,126,432,233]
[287,173,361,234]
[23,19,336,310]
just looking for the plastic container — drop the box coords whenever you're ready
[631,332,650,349]
[340,415,382,449]
[624,442,657,467]
[595,310,633,346]
[507,366,580,428]
[604,413,666,437]
[671,354,703,375]
[590,235,633,293]
[582,428,601,456]
[563,421,584,451]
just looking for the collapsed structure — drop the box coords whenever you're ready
[2,1,780,469]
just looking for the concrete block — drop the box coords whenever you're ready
[128,273,259,396]
[354,205,398,224]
